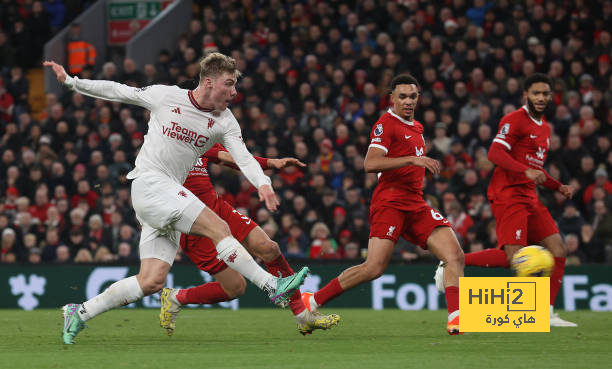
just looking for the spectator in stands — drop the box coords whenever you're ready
[66,23,96,76]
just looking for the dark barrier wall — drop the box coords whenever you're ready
[2,264,611,311]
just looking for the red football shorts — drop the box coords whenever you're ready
[491,199,559,248]
[180,196,258,275]
[369,204,450,249]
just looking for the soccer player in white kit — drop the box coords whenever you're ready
[44,53,310,344]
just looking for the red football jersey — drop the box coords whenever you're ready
[183,144,226,203]
[488,106,552,202]
[369,109,427,211]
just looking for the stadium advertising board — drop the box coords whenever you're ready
[1,264,610,311]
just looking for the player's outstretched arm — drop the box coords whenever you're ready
[364,146,440,174]
[217,150,305,170]
[43,60,159,111]
[43,61,67,83]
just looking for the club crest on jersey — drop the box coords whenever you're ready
[374,124,383,136]
[208,118,215,129]
[415,147,424,157]
[497,123,510,139]
[536,147,546,159]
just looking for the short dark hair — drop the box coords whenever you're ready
[523,73,552,91]
[390,73,420,93]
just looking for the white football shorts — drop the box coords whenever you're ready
[131,173,205,265]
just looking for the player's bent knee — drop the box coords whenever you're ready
[260,240,281,261]
[551,245,567,258]
[363,263,386,281]
[140,279,165,295]
[207,218,232,244]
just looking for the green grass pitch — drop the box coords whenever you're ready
[1,309,610,369]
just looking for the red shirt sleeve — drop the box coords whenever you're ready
[204,144,269,170]
[542,170,562,191]
[488,142,529,173]
[202,144,226,164]
[492,119,521,151]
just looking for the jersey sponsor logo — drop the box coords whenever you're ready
[415,147,424,157]
[498,123,510,139]
[171,107,181,114]
[371,137,382,143]
[207,118,215,129]
[374,124,383,136]
[386,225,396,237]
[162,121,210,147]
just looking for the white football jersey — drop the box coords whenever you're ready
[64,76,270,188]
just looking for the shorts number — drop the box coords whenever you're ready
[430,209,444,221]
[232,209,252,224]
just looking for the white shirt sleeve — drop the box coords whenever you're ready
[222,111,271,189]
[64,76,166,111]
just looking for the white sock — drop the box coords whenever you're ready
[78,276,144,321]
[448,309,459,322]
[550,305,554,315]
[216,237,276,291]
[294,310,308,319]
[309,294,319,311]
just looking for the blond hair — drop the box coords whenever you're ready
[198,52,241,82]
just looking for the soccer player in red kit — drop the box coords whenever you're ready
[159,144,340,335]
[434,73,577,327]
[302,74,465,335]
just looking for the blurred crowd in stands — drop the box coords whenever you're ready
[1,0,612,266]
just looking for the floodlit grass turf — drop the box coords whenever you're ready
[0,309,610,369]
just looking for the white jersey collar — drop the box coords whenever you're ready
[522,105,543,126]
[388,109,414,125]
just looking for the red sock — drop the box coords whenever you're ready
[445,286,459,314]
[465,248,509,268]
[265,255,306,315]
[313,278,344,307]
[176,282,230,305]
[550,257,565,306]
